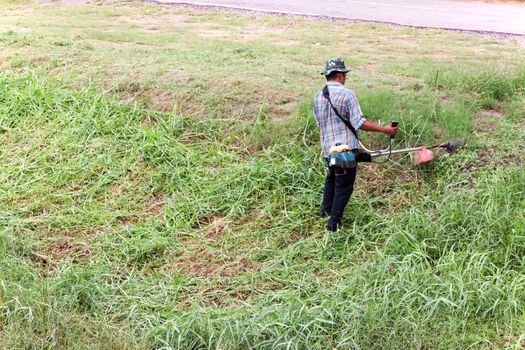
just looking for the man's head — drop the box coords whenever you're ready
[321,58,350,84]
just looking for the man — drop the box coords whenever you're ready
[314,58,398,231]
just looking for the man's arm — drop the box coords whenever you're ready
[361,120,398,136]
[345,92,397,137]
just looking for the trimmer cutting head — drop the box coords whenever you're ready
[440,139,464,153]
[413,139,464,165]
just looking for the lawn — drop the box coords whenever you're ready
[0,1,524,349]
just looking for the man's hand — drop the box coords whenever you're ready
[383,125,398,136]
[361,121,398,136]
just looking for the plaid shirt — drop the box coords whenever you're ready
[313,82,366,157]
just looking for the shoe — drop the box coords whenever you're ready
[327,217,341,232]
[326,224,338,232]
[319,210,330,218]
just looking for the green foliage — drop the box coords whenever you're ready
[438,102,474,139]
[437,68,525,102]
[1,70,523,349]
[503,94,525,122]
[1,3,525,347]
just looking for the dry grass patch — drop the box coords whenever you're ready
[474,108,505,132]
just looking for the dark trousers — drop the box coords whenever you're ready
[321,164,357,229]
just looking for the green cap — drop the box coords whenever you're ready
[320,57,351,76]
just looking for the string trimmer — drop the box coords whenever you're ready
[328,121,462,167]
[360,121,463,165]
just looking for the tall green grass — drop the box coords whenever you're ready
[436,69,525,109]
[1,71,524,349]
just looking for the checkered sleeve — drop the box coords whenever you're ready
[313,90,324,126]
[346,91,366,130]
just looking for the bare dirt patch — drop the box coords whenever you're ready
[32,236,93,269]
[114,6,293,44]
[166,214,261,279]
[174,251,256,278]
[190,22,287,43]
[44,238,92,263]
[237,23,286,41]
[197,29,232,40]
[145,192,165,216]
[359,162,421,195]
[198,215,229,239]
[438,96,453,104]
[117,191,166,225]
[273,39,301,47]
[461,147,498,182]
[474,108,505,132]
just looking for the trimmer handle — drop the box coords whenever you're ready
[390,120,398,139]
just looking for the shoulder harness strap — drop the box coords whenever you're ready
[322,85,358,139]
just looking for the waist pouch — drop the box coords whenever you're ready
[329,149,372,169]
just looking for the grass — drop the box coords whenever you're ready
[1,1,525,349]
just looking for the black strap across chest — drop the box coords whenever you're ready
[322,85,358,140]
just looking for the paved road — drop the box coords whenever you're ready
[155,0,525,35]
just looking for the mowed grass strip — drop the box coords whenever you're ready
[1,1,525,349]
